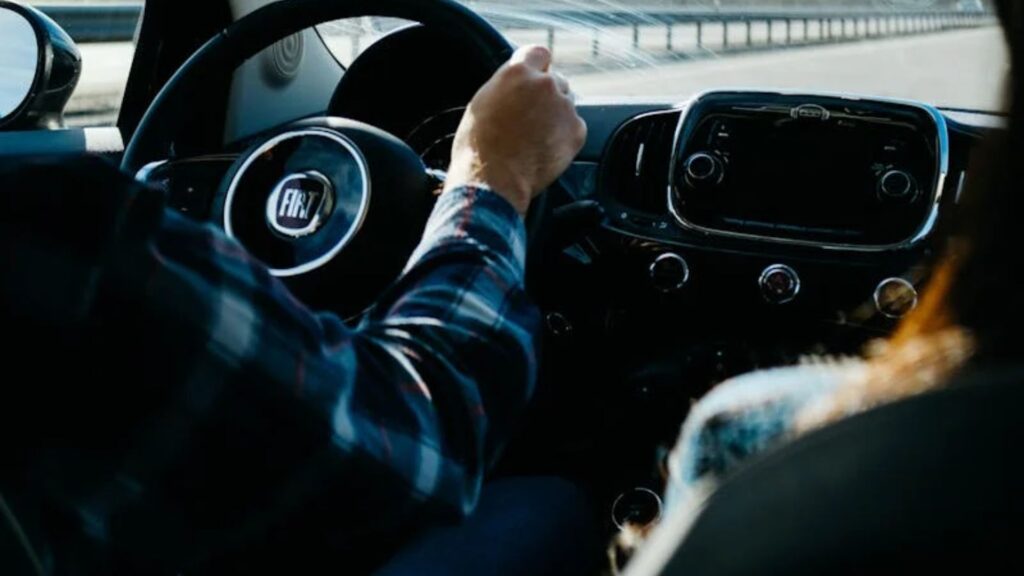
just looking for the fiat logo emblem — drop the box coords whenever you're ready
[266,171,334,238]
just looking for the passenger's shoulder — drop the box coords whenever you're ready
[667,360,867,492]
[692,360,867,422]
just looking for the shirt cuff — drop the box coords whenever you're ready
[408,185,528,275]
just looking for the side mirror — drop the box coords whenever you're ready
[0,1,81,130]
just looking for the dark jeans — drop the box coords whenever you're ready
[376,477,602,576]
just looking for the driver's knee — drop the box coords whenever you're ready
[376,476,601,576]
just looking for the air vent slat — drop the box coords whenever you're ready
[604,111,681,214]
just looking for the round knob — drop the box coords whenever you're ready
[760,264,801,304]
[879,170,918,202]
[545,312,574,338]
[875,278,919,319]
[650,253,691,293]
[612,488,663,530]
[684,152,723,186]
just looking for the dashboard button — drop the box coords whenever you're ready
[760,264,801,304]
[874,278,919,319]
[683,152,724,186]
[612,488,663,530]
[879,169,918,202]
[650,253,691,293]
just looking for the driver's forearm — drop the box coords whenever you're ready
[265,183,539,526]
[359,184,539,470]
[140,183,537,527]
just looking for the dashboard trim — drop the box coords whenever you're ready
[666,89,951,253]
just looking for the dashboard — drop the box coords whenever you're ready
[496,93,988,508]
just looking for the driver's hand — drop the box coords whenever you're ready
[446,45,588,216]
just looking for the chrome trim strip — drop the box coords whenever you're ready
[955,170,968,205]
[666,89,951,253]
[223,128,371,278]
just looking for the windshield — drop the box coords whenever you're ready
[321,0,1008,112]
[33,0,1010,130]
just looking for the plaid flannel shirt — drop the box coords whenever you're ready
[0,157,540,572]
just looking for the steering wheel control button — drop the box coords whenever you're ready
[650,253,691,293]
[875,278,919,319]
[612,488,663,531]
[759,264,801,305]
[683,152,724,187]
[266,171,334,239]
[879,169,918,202]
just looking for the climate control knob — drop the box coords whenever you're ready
[879,169,918,202]
[760,264,801,304]
[874,278,919,319]
[650,253,691,293]
[683,152,724,186]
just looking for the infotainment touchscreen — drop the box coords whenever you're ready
[671,95,942,247]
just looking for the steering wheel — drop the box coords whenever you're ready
[122,0,552,316]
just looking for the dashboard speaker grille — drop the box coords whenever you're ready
[604,110,681,214]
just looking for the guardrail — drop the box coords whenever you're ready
[491,9,994,57]
[38,3,992,52]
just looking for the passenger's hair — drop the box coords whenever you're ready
[798,0,1020,429]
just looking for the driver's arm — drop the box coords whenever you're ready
[0,46,585,568]
[141,45,582,547]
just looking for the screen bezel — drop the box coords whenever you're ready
[668,90,949,253]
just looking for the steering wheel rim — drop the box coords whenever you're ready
[121,0,513,173]
[122,0,562,317]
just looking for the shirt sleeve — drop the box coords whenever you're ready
[2,162,540,570]
[145,183,536,528]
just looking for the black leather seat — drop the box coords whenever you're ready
[627,365,1024,576]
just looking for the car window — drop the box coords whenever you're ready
[317,17,416,68]
[34,0,1009,131]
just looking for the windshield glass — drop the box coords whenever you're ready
[29,0,1010,130]
[321,0,1008,112]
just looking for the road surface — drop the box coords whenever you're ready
[68,25,1007,127]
